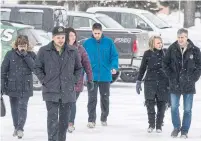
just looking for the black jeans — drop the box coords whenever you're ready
[87,82,110,123]
[9,96,29,131]
[46,100,72,141]
[145,96,166,129]
[69,92,80,124]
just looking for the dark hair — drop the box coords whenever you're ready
[92,23,102,31]
[13,35,32,51]
[65,27,77,45]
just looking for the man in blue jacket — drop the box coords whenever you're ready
[83,23,119,128]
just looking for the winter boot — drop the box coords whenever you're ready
[87,122,96,128]
[13,129,17,137]
[17,130,24,139]
[68,123,75,133]
[101,121,107,126]
[147,125,155,133]
[171,128,181,138]
[180,131,188,139]
[156,126,162,133]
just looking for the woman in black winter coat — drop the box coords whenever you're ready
[1,35,36,139]
[136,36,169,133]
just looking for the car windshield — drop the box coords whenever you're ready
[16,10,43,29]
[141,12,171,29]
[96,15,124,29]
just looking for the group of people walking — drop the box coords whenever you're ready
[136,28,201,138]
[1,22,201,141]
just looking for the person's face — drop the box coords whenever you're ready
[92,29,102,40]
[52,34,65,47]
[18,44,28,51]
[177,33,188,47]
[154,38,163,50]
[69,32,76,45]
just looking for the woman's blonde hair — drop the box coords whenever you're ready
[13,35,33,51]
[148,36,163,51]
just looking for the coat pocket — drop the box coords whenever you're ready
[8,80,16,91]
[24,80,31,91]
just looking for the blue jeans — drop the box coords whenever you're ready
[170,94,194,133]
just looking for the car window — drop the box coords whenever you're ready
[16,9,43,29]
[121,13,152,30]
[0,8,11,20]
[141,12,171,29]
[96,11,121,24]
[96,15,124,29]
[54,9,68,27]
[72,16,95,28]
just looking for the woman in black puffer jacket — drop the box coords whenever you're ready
[136,36,169,133]
[1,35,36,139]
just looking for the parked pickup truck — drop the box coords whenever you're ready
[1,4,149,83]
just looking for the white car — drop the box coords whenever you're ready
[87,7,179,48]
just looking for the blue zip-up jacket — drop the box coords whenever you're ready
[83,35,119,82]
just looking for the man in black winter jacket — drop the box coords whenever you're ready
[163,28,201,138]
[34,26,82,141]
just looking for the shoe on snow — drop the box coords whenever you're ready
[147,127,154,133]
[87,122,95,128]
[101,121,107,126]
[13,129,17,137]
[68,125,75,133]
[171,128,180,138]
[156,126,162,133]
[17,130,24,139]
[156,129,162,133]
[180,132,188,139]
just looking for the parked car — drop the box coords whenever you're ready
[1,4,150,83]
[1,4,68,32]
[0,21,50,90]
[87,7,178,48]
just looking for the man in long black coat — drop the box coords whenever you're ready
[34,26,82,141]
[163,28,201,138]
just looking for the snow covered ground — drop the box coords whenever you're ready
[1,80,201,141]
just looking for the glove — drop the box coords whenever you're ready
[16,49,27,57]
[136,80,142,94]
[1,90,5,96]
[20,49,28,57]
[87,81,94,91]
[165,99,171,110]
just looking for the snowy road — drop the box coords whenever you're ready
[1,80,201,141]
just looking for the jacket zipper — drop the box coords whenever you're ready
[98,42,101,81]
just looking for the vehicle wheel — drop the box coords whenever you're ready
[33,74,42,91]
[120,67,139,83]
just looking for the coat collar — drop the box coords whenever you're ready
[45,41,75,51]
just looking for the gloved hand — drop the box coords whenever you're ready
[136,80,142,94]
[87,81,94,91]
[20,49,28,57]
[165,100,171,110]
[1,90,5,96]
[16,49,27,57]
